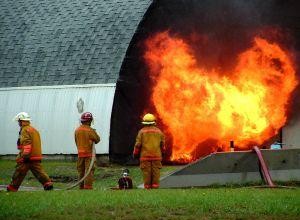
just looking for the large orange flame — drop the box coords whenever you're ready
[144,31,298,163]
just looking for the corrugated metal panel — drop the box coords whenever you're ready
[0,84,115,154]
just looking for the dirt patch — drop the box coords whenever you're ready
[28,175,77,183]
[51,175,77,182]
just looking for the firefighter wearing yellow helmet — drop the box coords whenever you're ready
[7,112,53,192]
[133,113,165,189]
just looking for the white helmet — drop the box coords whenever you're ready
[13,112,31,121]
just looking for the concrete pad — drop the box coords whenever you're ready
[159,149,300,188]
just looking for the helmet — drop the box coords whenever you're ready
[13,112,31,121]
[122,168,129,177]
[81,112,93,122]
[142,113,156,125]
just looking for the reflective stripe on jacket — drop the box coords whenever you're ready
[75,125,100,157]
[134,125,165,161]
[16,125,42,162]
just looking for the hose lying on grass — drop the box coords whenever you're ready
[63,143,96,190]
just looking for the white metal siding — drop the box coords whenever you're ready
[0,84,115,155]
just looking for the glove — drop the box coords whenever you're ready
[133,147,140,159]
[132,153,139,159]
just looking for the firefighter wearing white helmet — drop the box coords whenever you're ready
[7,112,53,192]
[133,113,165,189]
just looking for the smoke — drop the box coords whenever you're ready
[152,1,294,72]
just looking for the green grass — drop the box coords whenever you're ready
[0,159,299,220]
[0,160,178,189]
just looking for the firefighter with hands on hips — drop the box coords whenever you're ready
[133,113,165,189]
[7,112,53,192]
[75,112,100,189]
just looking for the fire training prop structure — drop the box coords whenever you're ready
[131,0,300,187]
[109,0,300,170]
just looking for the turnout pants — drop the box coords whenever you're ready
[8,161,52,191]
[77,157,95,189]
[140,160,162,189]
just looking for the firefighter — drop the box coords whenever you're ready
[118,168,133,190]
[7,112,53,192]
[75,112,100,189]
[133,113,165,189]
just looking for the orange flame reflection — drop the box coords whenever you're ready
[144,31,298,163]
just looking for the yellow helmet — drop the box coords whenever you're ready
[142,113,156,125]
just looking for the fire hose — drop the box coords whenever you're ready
[253,146,275,187]
[252,146,295,189]
[63,143,96,190]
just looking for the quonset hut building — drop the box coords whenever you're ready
[0,0,153,162]
[1,0,300,164]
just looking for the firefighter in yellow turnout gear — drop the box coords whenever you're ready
[75,112,100,189]
[7,112,53,192]
[133,113,165,189]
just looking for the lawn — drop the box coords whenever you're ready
[0,159,299,220]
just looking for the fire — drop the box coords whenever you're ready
[144,31,298,163]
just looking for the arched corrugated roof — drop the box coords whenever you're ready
[0,0,152,87]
